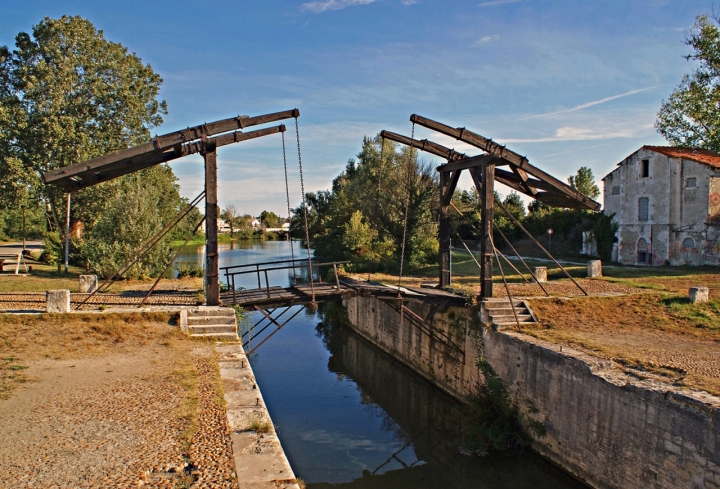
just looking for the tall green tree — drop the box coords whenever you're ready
[0,16,189,277]
[656,14,720,150]
[568,166,600,200]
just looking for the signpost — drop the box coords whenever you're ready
[547,228,553,254]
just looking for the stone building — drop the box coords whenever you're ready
[602,145,720,266]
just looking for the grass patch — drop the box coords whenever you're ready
[0,312,178,361]
[0,356,30,400]
[173,360,200,451]
[661,297,720,330]
[249,420,272,434]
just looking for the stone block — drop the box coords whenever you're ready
[587,260,602,278]
[533,267,548,283]
[46,289,71,313]
[689,287,709,304]
[79,275,98,293]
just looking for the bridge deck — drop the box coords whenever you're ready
[220,278,467,309]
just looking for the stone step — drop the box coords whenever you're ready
[486,307,529,316]
[483,301,524,309]
[186,307,235,317]
[490,314,534,323]
[187,316,236,326]
[188,325,238,335]
[188,332,239,339]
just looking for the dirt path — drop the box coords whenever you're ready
[0,313,241,488]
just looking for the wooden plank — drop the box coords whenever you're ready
[380,130,466,161]
[480,160,494,299]
[511,166,537,196]
[43,110,298,184]
[410,114,600,211]
[437,154,505,173]
[204,144,219,306]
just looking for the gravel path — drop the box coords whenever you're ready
[0,344,243,488]
[495,278,644,297]
[0,292,199,311]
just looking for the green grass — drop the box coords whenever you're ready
[661,297,720,329]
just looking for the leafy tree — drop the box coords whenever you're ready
[260,210,280,228]
[567,167,600,200]
[592,211,619,261]
[0,16,186,277]
[220,205,239,236]
[343,210,376,252]
[656,14,720,150]
[0,15,167,208]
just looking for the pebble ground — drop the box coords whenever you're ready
[0,345,241,488]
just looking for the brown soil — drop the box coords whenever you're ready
[525,294,720,396]
[0,313,240,488]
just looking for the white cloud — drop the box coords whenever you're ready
[502,123,654,144]
[301,0,377,13]
[475,35,499,44]
[519,86,657,120]
[401,0,418,4]
[477,0,520,7]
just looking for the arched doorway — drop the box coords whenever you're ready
[637,238,650,264]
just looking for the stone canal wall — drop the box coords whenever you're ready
[343,295,720,489]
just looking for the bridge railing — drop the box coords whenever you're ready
[220,258,351,302]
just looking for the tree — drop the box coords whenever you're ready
[0,16,167,207]
[568,167,600,200]
[220,205,239,236]
[260,210,279,228]
[656,14,720,150]
[0,16,183,277]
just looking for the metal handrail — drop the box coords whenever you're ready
[219,257,343,272]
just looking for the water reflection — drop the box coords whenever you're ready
[309,302,587,488]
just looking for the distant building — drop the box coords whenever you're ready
[251,218,261,229]
[602,146,720,266]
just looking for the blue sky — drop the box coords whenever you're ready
[0,0,712,216]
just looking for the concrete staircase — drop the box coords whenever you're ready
[482,298,537,330]
[180,307,238,339]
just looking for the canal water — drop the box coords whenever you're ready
[177,240,587,488]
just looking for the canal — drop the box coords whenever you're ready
[176,239,587,488]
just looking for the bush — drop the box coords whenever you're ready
[176,263,203,278]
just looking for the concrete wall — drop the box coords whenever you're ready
[603,148,720,266]
[344,295,720,489]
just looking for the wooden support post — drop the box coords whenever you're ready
[439,171,451,288]
[480,161,495,299]
[203,141,220,306]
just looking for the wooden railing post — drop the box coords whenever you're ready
[333,263,340,289]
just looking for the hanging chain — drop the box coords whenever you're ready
[282,131,297,284]
[295,117,316,308]
[397,122,415,298]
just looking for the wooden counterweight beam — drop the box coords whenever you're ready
[409,114,600,211]
[380,130,466,161]
[44,110,298,188]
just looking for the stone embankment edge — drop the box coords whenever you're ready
[215,343,300,489]
[483,329,720,489]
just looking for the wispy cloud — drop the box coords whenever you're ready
[502,123,654,144]
[519,86,657,120]
[301,0,377,13]
[477,0,520,7]
[401,0,418,4]
[475,35,499,44]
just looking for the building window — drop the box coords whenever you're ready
[611,186,620,195]
[686,177,697,188]
[640,159,650,178]
[637,238,650,264]
[638,197,649,221]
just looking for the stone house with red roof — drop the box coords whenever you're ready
[602,146,720,266]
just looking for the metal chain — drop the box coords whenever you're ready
[282,131,297,284]
[295,117,316,308]
[397,122,415,295]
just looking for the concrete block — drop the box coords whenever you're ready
[689,287,709,304]
[46,289,71,313]
[78,275,98,293]
[588,260,602,278]
[533,267,548,283]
